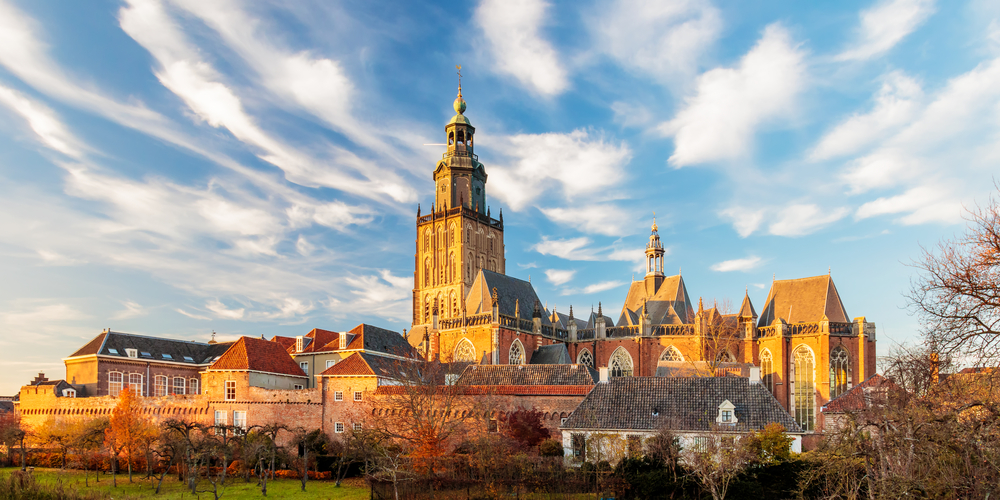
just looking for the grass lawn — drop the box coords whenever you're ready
[0,467,370,499]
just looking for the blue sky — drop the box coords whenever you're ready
[1,0,998,394]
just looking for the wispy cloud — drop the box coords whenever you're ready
[660,24,806,166]
[111,300,147,320]
[768,204,849,237]
[532,237,640,262]
[710,256,763,272]
[475,0,568,96]
[836,0,936,61]
[544,269,576,286]
[0,84,85,158]
[560,280,626,296]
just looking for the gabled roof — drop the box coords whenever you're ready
[209,336,306,377]
[320,352,427,380]
[757,275,850,327]
[284,328,339,354]
[466,270,552,324]
[69,330,232,364]
[345,324,417,357]
[618,275,694,327]
[562,377,800,433]
[271,336,297,350]
[530,344,572,365]
[457,364,598,386]
[822,374,901,414]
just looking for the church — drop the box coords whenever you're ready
[406,84,878,435]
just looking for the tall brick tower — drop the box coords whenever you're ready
[412,80,505,332]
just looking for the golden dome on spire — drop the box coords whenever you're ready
[651,212,658,232]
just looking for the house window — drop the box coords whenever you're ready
[353,423,363,431]
[189,378,199,395]
[793,346,815,431]
[294,384,304,390]
[334,391,343,401]
[233,411,247,432]
[128,373,144,396]
[173,377,186,395]
[295,336,304,352]
[154,376,168,397]
[354,391,363,402]
[560,417,568,426]
[760,349,774,393]
[830,346,850,399]
[126,348,138,358]
[62,389,76,398]
[508,339,524,365]
[572,434,586,459]
[335,422,344,433]
[721,410,732,422]
[610,347,634,377]
[225,380,236,401]
[300,362,309,374]
[326,360,337,369]
[214,410,227,435]
[109,372,123,397]
[487,418,498,433]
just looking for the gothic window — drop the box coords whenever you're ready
[424,229,431,252]
[610,347,634,377]
[760,349,774,394]
[424,296,431,323]
[449,253,456,282]
[454,339,477,363]
[659,346,684,362]
[451,223,458,245]
[424,258,431,287]
[793,346,815,431]
[451,291,458,317]
[830,346,850,399]
[509,339,525,365]
[577,348,594,368]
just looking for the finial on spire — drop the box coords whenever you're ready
[453,65,467,114]
[598,302,603,316]
[652,211,658,232]
[828,266,831,275]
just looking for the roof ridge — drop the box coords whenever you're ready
[107,331,219,345]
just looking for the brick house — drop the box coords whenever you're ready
[280,324,418,388]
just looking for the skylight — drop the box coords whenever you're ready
[183,356,194,362]
[162,354,172,360]
[140,351,152,358]
[108,348,119,355]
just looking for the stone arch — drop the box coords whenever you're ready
[610,347,634,377]
[454,338,477,363]
[791,345,816,431]
[577,348,594,368]
[659,346,684,362]
[509,339,525,365]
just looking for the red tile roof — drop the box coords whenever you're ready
[210,336,307,378]
[821,374,899,413]
[319,353,375,376]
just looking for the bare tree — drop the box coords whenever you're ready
[908,189,1000,365]
[878,344,954,395]
[682,429,753,500]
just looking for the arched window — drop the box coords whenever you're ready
[577,349,594,368]
[424,296,431,323]
[792,346,815,431]
[760,349,774,394]
[454,339,477,363]
[189,378,199,395]
[451,223,458,245]
[659,346,684,362]
[457,130,465,144]
[610,347,634,377]
[448,132,454,145]
[449,253,456,282]
[451,291,459,317]
[128,373,144,396]
[509,339,525,365]
[108,372,123,397]
[424,229,431,252]
[154,375,167,397]
[716,351,735,363]
[830,346,850,399]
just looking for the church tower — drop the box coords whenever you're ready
[412,80,505,332]
[644,217,665,296]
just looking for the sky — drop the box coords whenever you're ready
[1,0,998,395]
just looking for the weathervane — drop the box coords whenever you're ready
[456,64,463,94]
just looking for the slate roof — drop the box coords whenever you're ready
[35,379,75,395]
[757,275,850,327]
[345,324,417,357]
[68,331,233,364]
[822,374,900,413]
[530,344,572,365]
[562,377,801,433]
[457,364,598,386]
[618,275,694,327]
[466,270,553,324]
[738,292,758,318]
[208,336,307,377]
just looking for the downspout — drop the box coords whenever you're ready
[320,376,327,433]
[146,362,150,397]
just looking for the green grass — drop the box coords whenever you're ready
[0,467,370,500]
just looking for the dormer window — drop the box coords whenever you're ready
[716,399,738,425]
[295,336,304,353]
[62,388,76,398]
[339,333,347,350]
[126,348,138,358]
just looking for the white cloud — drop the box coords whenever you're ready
[855,185,963,224]
[836,0,936,61]
[810,71,922,161]
[720,207,765,238]
[560,280,626,296]
[533,237,643,262]
[486,129,631,211]
[592,0,721,83]
[768,204,849,236]
[344,270,412,322]
[710,256,762,272]
[0,84,84,158]
[545,269,576,286]
[660,24,806,166]
[475,0,568,96]
[111,300,147,320]
[205,299,245,320]
[540,204,637,236]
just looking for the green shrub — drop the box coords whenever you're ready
[538,439,563,457]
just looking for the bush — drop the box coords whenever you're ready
[539,439,563,457]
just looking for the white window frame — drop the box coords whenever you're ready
[354,391,363,402]
[300,361,309,374]
[225,380,236,401]
[189,378,199,395]
[353,423,363,431]
[326,359,337,369]
[334,391,343,401]
[214,410,227,435]
[294,384,304,390]
[62,388,76,398]
[154,375,168,397]
[334,422,344,433]
[173,377,186,395]
[128,373,144,396]
[233,411,247,432]
[125,348,138,358]
[108,371,123,397]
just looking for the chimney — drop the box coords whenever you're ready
[748,366,761,384]
[599,367,609,383]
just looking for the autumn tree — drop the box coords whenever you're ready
[74,417,109,486]
[105,387,148,483]
[0,412,26,470]
[908,189,1000,365]
[35,418,75,469]
[500,407,549,449]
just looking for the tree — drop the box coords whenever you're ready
[105,387,147,483]
[878,344,953,395]
[683,430,753,500]
[0,412,26,470]
[34,419,76,469]
[74,417,109,486]
[291,428,328,491]
[500,407,549,449]
[908,190,1000,365]
[645,427,682,482]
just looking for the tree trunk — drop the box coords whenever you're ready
[19,436,26,471]
[301,447,308,492]
[128,448,133,482]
